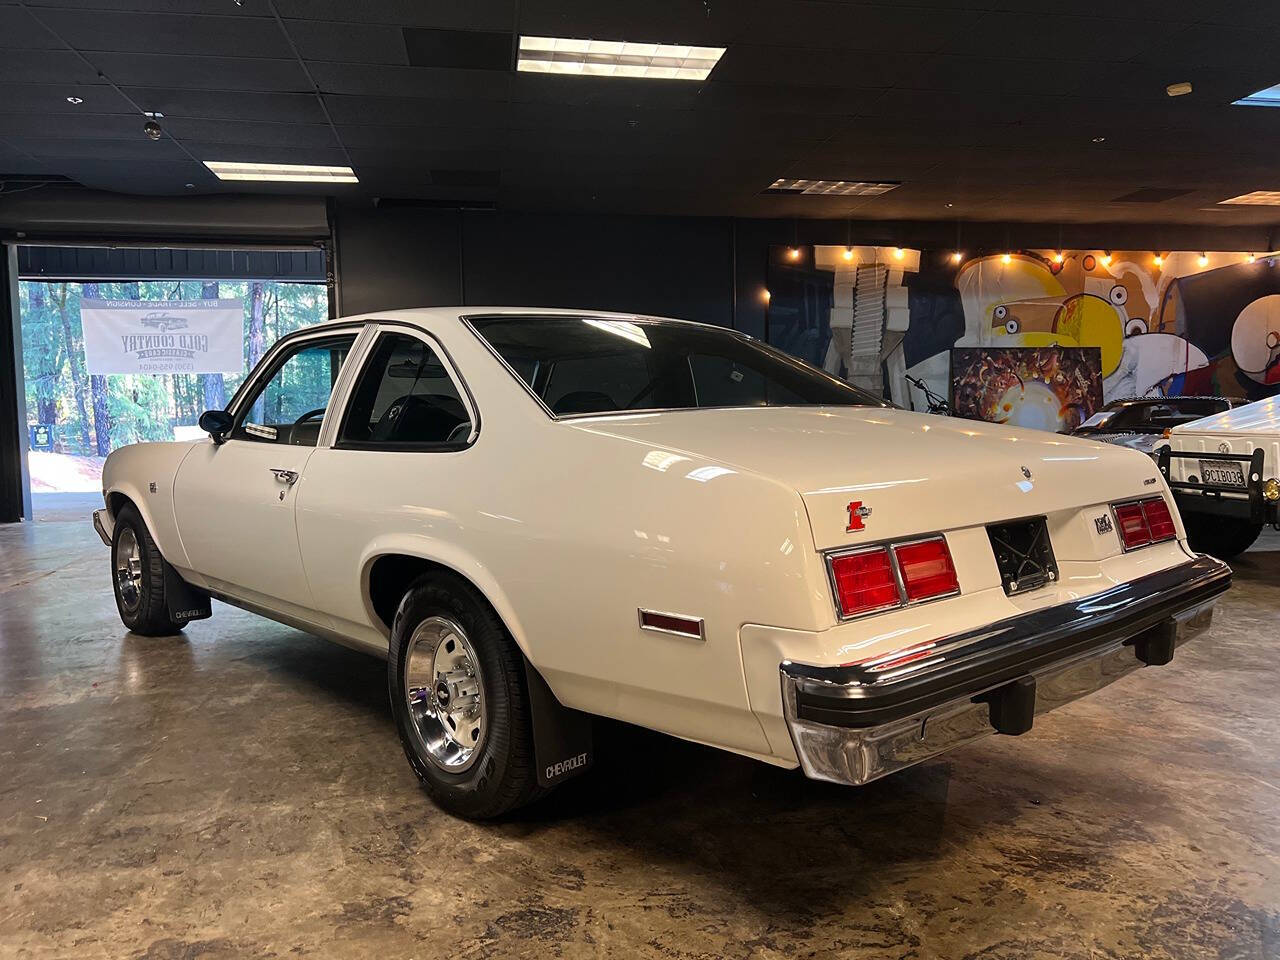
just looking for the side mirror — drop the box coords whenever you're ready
[198,409,234,444]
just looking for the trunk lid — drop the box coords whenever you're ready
[570,406,1164,550]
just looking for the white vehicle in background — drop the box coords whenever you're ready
[1157,394,1280,558]
[93,308,1231,819]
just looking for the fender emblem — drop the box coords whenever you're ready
[1095,514,1114,535]
[846,501,872,532]
[1020,465,1033,480]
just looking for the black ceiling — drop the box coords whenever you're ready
[3,0,1280,226]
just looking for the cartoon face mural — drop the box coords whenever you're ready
[959,252,1211,399]
[766,246,1277,432]
[1232,294,1280,385]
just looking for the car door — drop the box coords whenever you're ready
[173,325,365,616]
[296,323,479,645]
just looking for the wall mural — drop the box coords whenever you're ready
[767,246,1280,431]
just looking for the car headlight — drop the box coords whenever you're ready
[1264,477,1280,502]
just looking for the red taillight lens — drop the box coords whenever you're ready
[830,547,900,617]
[1113,502,1151,549]
[894,537,960,602]
[1141,498,1176,542]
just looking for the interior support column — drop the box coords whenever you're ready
[0,243,31,522]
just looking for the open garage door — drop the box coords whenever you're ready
[13,244,329,520]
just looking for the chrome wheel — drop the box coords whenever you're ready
[115,526,143,613]
[404,616,487,773]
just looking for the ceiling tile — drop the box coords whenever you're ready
[307,62,512,100]
[90,52,309,91]
[0,50,103,85]
[272,0,514,30]
[29,9,293,58]
[284,19,409,65]
[120,88,326,123]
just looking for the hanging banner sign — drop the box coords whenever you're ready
[81,298,244,374]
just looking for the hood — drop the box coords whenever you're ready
[571,406,1164,550]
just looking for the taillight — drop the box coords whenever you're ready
[1113,502,1150,549]
[828,537,959,619]
[1112,497,1177,550]
[829,547,899,617]
[1141,498,1176,542]
[894,537,960,602]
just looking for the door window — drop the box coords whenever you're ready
[338,332,473,448]
[233,334,357,446]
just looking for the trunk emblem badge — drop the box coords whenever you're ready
[846,501,872,531]
[1021,465,1033,480]
[1218,442,1231,453]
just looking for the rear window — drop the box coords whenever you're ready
[470,316,884,416]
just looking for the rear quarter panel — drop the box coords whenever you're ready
[296,322,832,760]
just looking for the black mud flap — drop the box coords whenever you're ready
[1133,619,1176,666]
[523,657,594,789]
[163,561,212,626]
[979,675,1037,736]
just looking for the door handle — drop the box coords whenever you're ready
[270,468,299,485]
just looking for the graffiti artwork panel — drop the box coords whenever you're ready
[951,347,1103,432]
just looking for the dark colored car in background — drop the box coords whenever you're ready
[1072,396,1244,455]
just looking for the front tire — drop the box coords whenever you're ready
[388,574,545,819]
[111,503,183,636]
[1184,513,1263,559]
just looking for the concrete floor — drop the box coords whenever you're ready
[2,516,1278,960]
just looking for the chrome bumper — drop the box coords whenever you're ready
[781,554,1231,787]
[92,509,112,546]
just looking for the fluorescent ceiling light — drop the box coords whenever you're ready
[1233,84,1280,107]
[517,36,725,80]
[1219,190,1280,205]
[203,161,358,183]
[767,179,900,197]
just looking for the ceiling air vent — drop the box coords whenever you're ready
[1111,188,1193,203]
[403,28,512,71]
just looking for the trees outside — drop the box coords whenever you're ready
[19,279,329,488]
[83,282,112,457]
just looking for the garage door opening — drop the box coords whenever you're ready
[17,246,330,520]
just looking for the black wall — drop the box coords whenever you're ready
[1,246,31,522]
[332,203,1280,339]
[334,204,738,329]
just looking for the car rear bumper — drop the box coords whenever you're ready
[779,553,1231,786]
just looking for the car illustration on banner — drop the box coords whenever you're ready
[139,311,189,332]
[92,308,1231,818]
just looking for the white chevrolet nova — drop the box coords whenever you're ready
[94,308,1231,818]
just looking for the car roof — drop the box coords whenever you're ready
[310,306,698,331]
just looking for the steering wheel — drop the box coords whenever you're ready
[292,408,327,428]
[287,408,327,444]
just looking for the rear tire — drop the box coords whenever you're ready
[1184,513,1263,559]
[111,503,183,636]
[387,573,546,819]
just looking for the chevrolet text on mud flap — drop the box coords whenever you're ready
[91,307,1231,819]
[546,753,590,782]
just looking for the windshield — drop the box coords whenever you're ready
[469,316,886,416]
[1077,398,1230,433]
